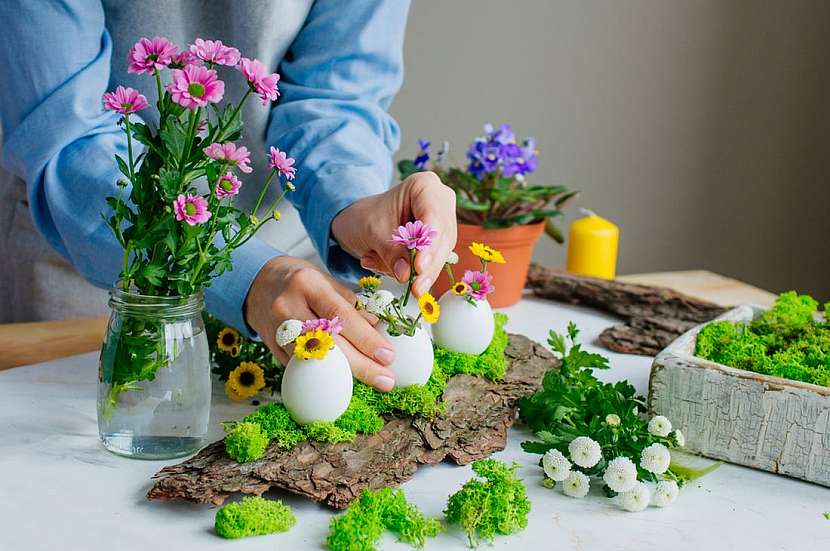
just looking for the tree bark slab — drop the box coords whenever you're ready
[147,334,555,509]
[525,264,727,356]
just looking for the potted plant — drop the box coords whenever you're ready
[97,36,294,459]
[399,124,577,306]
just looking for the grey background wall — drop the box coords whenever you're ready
[391,0,830,300]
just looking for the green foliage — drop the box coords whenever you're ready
[224,422,269,463]
[214,496,295,539]
[444,459,530,547]
[518,323,681,484]
[205,314,285,392]
[696,291,830,387]
[353,363,447,419]
[327,488,442,551]
[434,313,509,381]
[242,403,306,449]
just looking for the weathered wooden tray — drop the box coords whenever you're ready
[147,333,555,509]
[648,305,830,487]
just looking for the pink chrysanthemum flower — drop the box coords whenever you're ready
[390,220,437,251]
[461,270,494,300]
[190,38,241,66]
[202,142,252,173]
[127,36,178,75]
[102,86,148,115]
[237,57,280,104]
[268,147,296,180]
[169,50,202,69]
[168,65,225,109]
[173,194,211,226]
[301,317,343,335]
[215,172,242,199]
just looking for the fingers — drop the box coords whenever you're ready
[334,334,396,392]
[409,172,457,295]
[268,293,315,364]
[305,278,398,371]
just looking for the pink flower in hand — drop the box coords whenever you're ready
[237,57,280,104]
[390,220,437,251]
[168,65,225,109]
[268,147,296,180]
[102,86,148,115]
[190,38,241,66]
[462,270,494,300]
[173,194,211,226]
[302,317,343,335]
[215,172,242,198]
[127,36,178,75]
[203,142,252,173]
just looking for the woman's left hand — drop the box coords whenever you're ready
[331,171,457,296]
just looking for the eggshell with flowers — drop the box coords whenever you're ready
[377,321,434,387]
[280,344,352,424]
[432,292,495,355]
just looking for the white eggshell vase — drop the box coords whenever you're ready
[377,320,434,387]
[431,291,495,356]
[280,344,353,424]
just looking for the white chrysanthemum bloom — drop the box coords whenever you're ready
[640,443,671,474]
[568,436,602,468]
[365,290,395,315]
[562,471,590,498]
[275,319,303,346]
[652,480,679,507]
[542,449,572,482]
[672,429,685,448]
[446,251,459,264]
[648,415,672,437]
[355,293,370,309]
[603,457,638,493]
[605,414,621,426]
[619,481,650,512]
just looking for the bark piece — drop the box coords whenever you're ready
[147,334,555,509]
[525,264,727,355]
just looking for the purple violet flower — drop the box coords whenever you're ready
[414,139,431,169]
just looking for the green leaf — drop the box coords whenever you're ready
[137,263,167,287]
[160,119,188,162]
[456,195,491,212]
[545,219,564,244]
[397,159,420,180]
[547,330,566,356]
[115,155,131,179]
[158,169,182,199]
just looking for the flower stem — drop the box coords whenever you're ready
[154,69,164,110]
[179,107,201,174]
[124,115,135,182]
[444,263,455,286]
[252,169,277,215]
[401,248,417,307]
[214,88,252,142]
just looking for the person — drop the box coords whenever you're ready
[0,0,457,392]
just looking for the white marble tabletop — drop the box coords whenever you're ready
[1,295,828,551]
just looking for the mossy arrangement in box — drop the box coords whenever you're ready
[696,291,830,387]
[223,313,510,463]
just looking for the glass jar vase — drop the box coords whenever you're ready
[98,287,211,459]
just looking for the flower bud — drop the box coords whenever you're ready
[605,413,621,426]
[272,210,281,221]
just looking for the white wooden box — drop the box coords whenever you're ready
[648,305,830,487]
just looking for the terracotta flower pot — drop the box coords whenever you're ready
[435,221,545,307]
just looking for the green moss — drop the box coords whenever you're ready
[223,316,510,463]
[434,313,509,381]
[327,488,442,551]
[696,291,830,387]
[224,422,269,463]
[445,459,530,548]
[214,496,295,539]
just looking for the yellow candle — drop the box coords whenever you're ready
[566,209,619,280]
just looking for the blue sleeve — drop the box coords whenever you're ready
[266,0,410,282]
[0,0,281,335]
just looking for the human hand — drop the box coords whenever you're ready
[331,171,457,296]
[244,256,396,391]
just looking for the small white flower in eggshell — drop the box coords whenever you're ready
[431,291,495,355]
[280,344,353,425]
[377,320,434,387]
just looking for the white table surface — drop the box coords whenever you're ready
[2,295,828,551]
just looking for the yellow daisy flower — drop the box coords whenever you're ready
[469,242,506,264]
[216,327,242,353]
[358,275,382,291]
[418,292,440,324]
[294,329,334,360]
[452,281,470,296]
[226,361,266,400]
